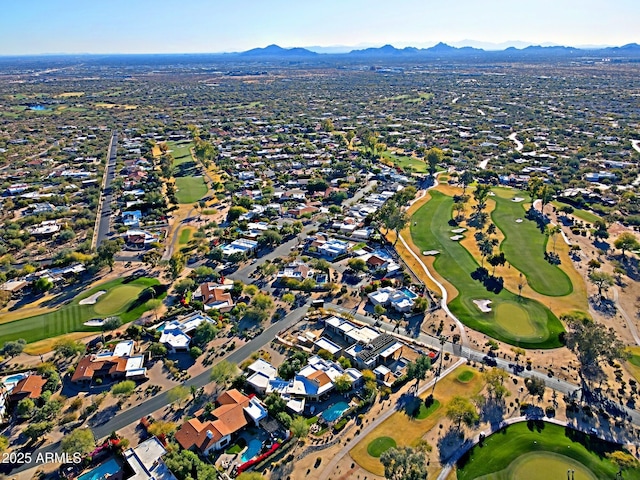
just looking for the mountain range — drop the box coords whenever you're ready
[234,42,640,58]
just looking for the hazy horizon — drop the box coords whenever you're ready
[1,0,638,55]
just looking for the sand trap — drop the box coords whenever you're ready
[423,250,440,256]
[451,228,466,233]
[515,218,523,223]
[488,192,495,196]
[450,235,464,241]
[84,319,105,327]
[473,299,492,313]
[79,290,106,305]
[512,197,524,202]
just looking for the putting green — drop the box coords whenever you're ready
[457,371,475,383]
[410,190,564,348]
[367,437,397,458]
[494,302,537,338]
[476,451,597,480]
[93,285,147,315]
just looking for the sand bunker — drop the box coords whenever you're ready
[450,235,464,241]
[512,197,525,202]
[451,228,466,233]
[473,299,492,313]
[83,319,105,327]
[422,250,440,256]
[79,290,106,305]
[515,218,523,223]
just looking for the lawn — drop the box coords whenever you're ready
[0,277,162,344]
[626,347,640,382]
[367,437,397,457]
[382,152,428,173]
[178,227,193,245]
[168,141,208,204]
[457,370,475,383]
[456,421,640,480]
[491,189,573,297]
[552,201,601,225]
[351,366,482,476]
[410,190,564,348]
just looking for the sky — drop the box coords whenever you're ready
[1,0,638,55]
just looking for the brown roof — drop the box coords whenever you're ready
[199,284,233,308]
[175,389,250,453]
[307,370,332,387]
[71,356,100,382]
[366,255,386,267]
[8,375,47,402]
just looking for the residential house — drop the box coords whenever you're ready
[175,389,267,455]
[71,340,147,384]
[159,312,215,352]
[192,283,234,313]
[123,436,177,480]
[7,374,47,404]
[276,261,314,281]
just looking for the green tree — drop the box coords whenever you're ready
[460,170,474,194]
[406,355,432,391]
[227,206,248,222]
[34,277,54,293]
[148,342,168,358]
[258,230,283,247]
[379,446,429,480]
[191,321,219,347]
[61,428,95,455]
[483,368,510,399]
[23,421,54,442]
[588,270,614,298]
[1,338,26,357]
[111,380,136,397]
[289,415,310,438]
[614,232,640,256]
[237,472,266,480]
[102,316,122,332]
[525,377,546,402]
[148,420,177,438]
[545,224,562,253]
[373,304,387,319]
[426,147,443,175]
[168,385,190,407]
[445,396,479,428]
[0,436,8,453]
[264,392,287,417]
[174,278,195,296]
[210,361,238,389]
[334,374,352,393]
[169,253,186,280]
[347,258,367,272]
[95,239,123,271]
[282,293,295,304]
[564,314,629,386]
[16,398,35,419]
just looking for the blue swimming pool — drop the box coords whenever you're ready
[77,458,121,480]
[241,438,262,462]
[321,401,350,422]
[401,287,418,299]
[2,373,28,385]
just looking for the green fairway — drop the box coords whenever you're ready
[168,141,208,204]
[457,422,640,480]
[367,437,397,457]
[0,277,162,344]
[491,189,572,296]
[410,191,564,348]
[178,227,193,245]
[175,176,208,204]
[382,152,428,173]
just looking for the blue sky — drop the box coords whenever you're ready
[1,0,637,54]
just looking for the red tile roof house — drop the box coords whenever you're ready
[7,375,47,404]
[193,283,235,313]
[175,389,267,455]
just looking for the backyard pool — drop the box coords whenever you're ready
[241,438,263,462]
[77,458,121,480]
[400,287,418,299]
[321,401,350,422]
[2,373,28,388]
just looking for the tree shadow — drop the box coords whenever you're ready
[479,398,506,428]
[437,426,470,464]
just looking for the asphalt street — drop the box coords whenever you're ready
[94,132,118,248]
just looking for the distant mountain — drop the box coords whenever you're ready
[348,44,418,56]
[239,44,318,57]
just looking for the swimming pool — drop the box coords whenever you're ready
[401,287,418,299]
[77,458,121,480]
[321,401,350,422]
[241,438,263,462]
[2,373,28,386]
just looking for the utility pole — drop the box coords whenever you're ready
[431,334,448,396]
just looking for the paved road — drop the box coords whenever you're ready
[5,301,311,475]
[93,131,118,249]
[325,302,640,426]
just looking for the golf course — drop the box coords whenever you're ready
[491,188,572,297]
[456,421,640,480]
[168,140,208,204]
[410,190,565,348]
[0,276,163,344]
